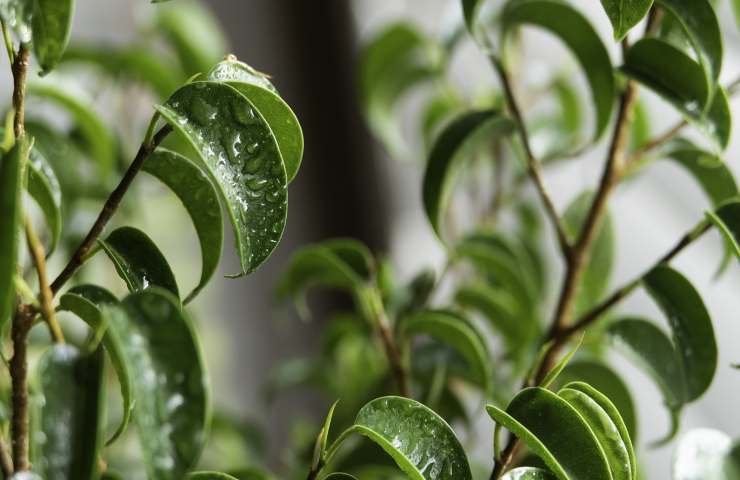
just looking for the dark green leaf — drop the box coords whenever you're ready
[0,138,29,331]
[187,473,238,480]
[31,0,75,74]
[462,0,485,37]
[422,110,515,241]
[599,0,653,40]
[325,474,359,480]
[156,81,288,276]
[663,140,738,206]
[35,345,105,480]
[143,148,223,303]
[26,146,62,255]
[501,0,616,139]
[622,38,730,150]
[207,58,303,183]
[420,93,461,149]
[501,468,555,479]
[707,201,740,261]
[455,282,524,350]
[673,429,733,480]
[102,289,209,480]
[99,226,179,298]
[643,265,717,402]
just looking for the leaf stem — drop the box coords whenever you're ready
[0,19,14,66]
[50,124,172,294]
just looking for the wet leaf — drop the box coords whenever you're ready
[143,148,223,303]
[422,110,514,241]
[599,0,653,40]
[673,429,732,480]
[35,345,105,480]
[102,289,209,480]
[156,81,288,276]
[99,226,179,298]
[501,0,615,139]
[501,468,555,479]
[707,201,740,261]
[31,0,75,74]
[26,146,62,255]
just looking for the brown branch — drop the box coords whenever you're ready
[490,56,571,258]
[11,45,28,138]
[10,304,33,472]
[24,217,64,343]
[379,321,412,398]
[0,436,12,478]
[50,125,172,294]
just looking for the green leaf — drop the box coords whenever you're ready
[187,473,239,480]
[486,387,612,480]
[599,0,653,40]
[643,265,717,402]
[455,282,524,350]
[501,0,615,140]
[143,148,223,303]
[207,58,304,183]
[26,146,62,255]
[34,345,105,480]
[422,110,515,241]
[31,0,75,74]
[501,468,555,480]
[325,474,359,480]
[99,226,179,298]
[0,138,29,331]
[331,396,472,480]
[156,81,288,276]
[663,140,738,206]
[673,429,733,480]
[462,0,485,36]
[707,201,740,261]
[0,0,32,43]
[316,399,340,466]
[539,333,583,389]
[402,309,492,394]
[102,289,209,480]
[27,82,117,177]
[58,285,133,445]
[621,38,731,150]
[420,92,461,149]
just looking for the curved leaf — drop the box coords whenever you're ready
[325,474,359,480]
[501,0,615,139]
[600,0,653,41]
[455,282,523,349]
[643,265,717,402]
[707,201,740,261]
[26,146,62,255]
[622,38,730,150]
[34,345,105,480]
[31,0,75,74]
[501,468,555,480]
[673,429,732,480]
[102,289,209,480]
[99,226,179,298]
[402,309,492,393]
[422,110,515,241]
[207,58,303,183]
[187,473,239,480]
[156,81,288,276]
[663,140,738,206]
[143,148,223,303]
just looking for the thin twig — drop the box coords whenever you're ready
[11,45,28,138]
[24,216,64,343]
[10,304,33,472]
[378,320,412,398]
[50,125,172,294]
[0,436,12,478]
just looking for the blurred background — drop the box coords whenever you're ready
[3,1,740,479]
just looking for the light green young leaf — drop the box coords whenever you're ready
[207,58,304,183]
[31,0,75,75]
[99,226,179,298]
[643,265,717,402]
[423,110,515,241]
[599,0,653,40]
[102,289,209,480]
[318,400,340,462]
[673,429,732,480]
[402,309,492,394]
[707,201,740,261]
[329,396,472,480]
[35,345,105,480]
[26,146,62,255]
[143,148,223,303]
[156,81,289,277]
[501,468,555,479]
[622,38,731,150]
[486,387,612,480]
[539,333,583,389]
[0,137,29,332]
[501,0,616,140]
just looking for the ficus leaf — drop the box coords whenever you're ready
[673,429,733,480]
[143,148,223,303]
[102,289,209,480]
[318,400,340,463]
[539,333,583,389]
[500,0,615,140]
[501,468,555,480]
[706,201,740,261]
[423,110,515,241]
[455,281,524,351]
[31,0,75,75]
[662,140,738,206]
[599,0,653,41]
[26,146,62,255]
[156,81,289,277]
[99,226,180,299]
[34,345,105,480]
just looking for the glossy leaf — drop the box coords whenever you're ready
[622,38,730,150]
[501,468,555,480]
[423,110,515,241]
[102,289,209,480]
[32,0,75,74]
[707,201,740,261]
[99,226,179,298]
[187,473,239,480]
[599,0,653,40]
[26,146,62,255]
[501,0,615,139]
[35,345,105,480]
[332,396,472,480]
[402,309,492,394]
[0,138,28,330]
[156,81,288,276]
[487,387,611,480]
[207,58,304,183]
[673,429,732,480]
[143,148,223,303]
[643,265,717,402]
